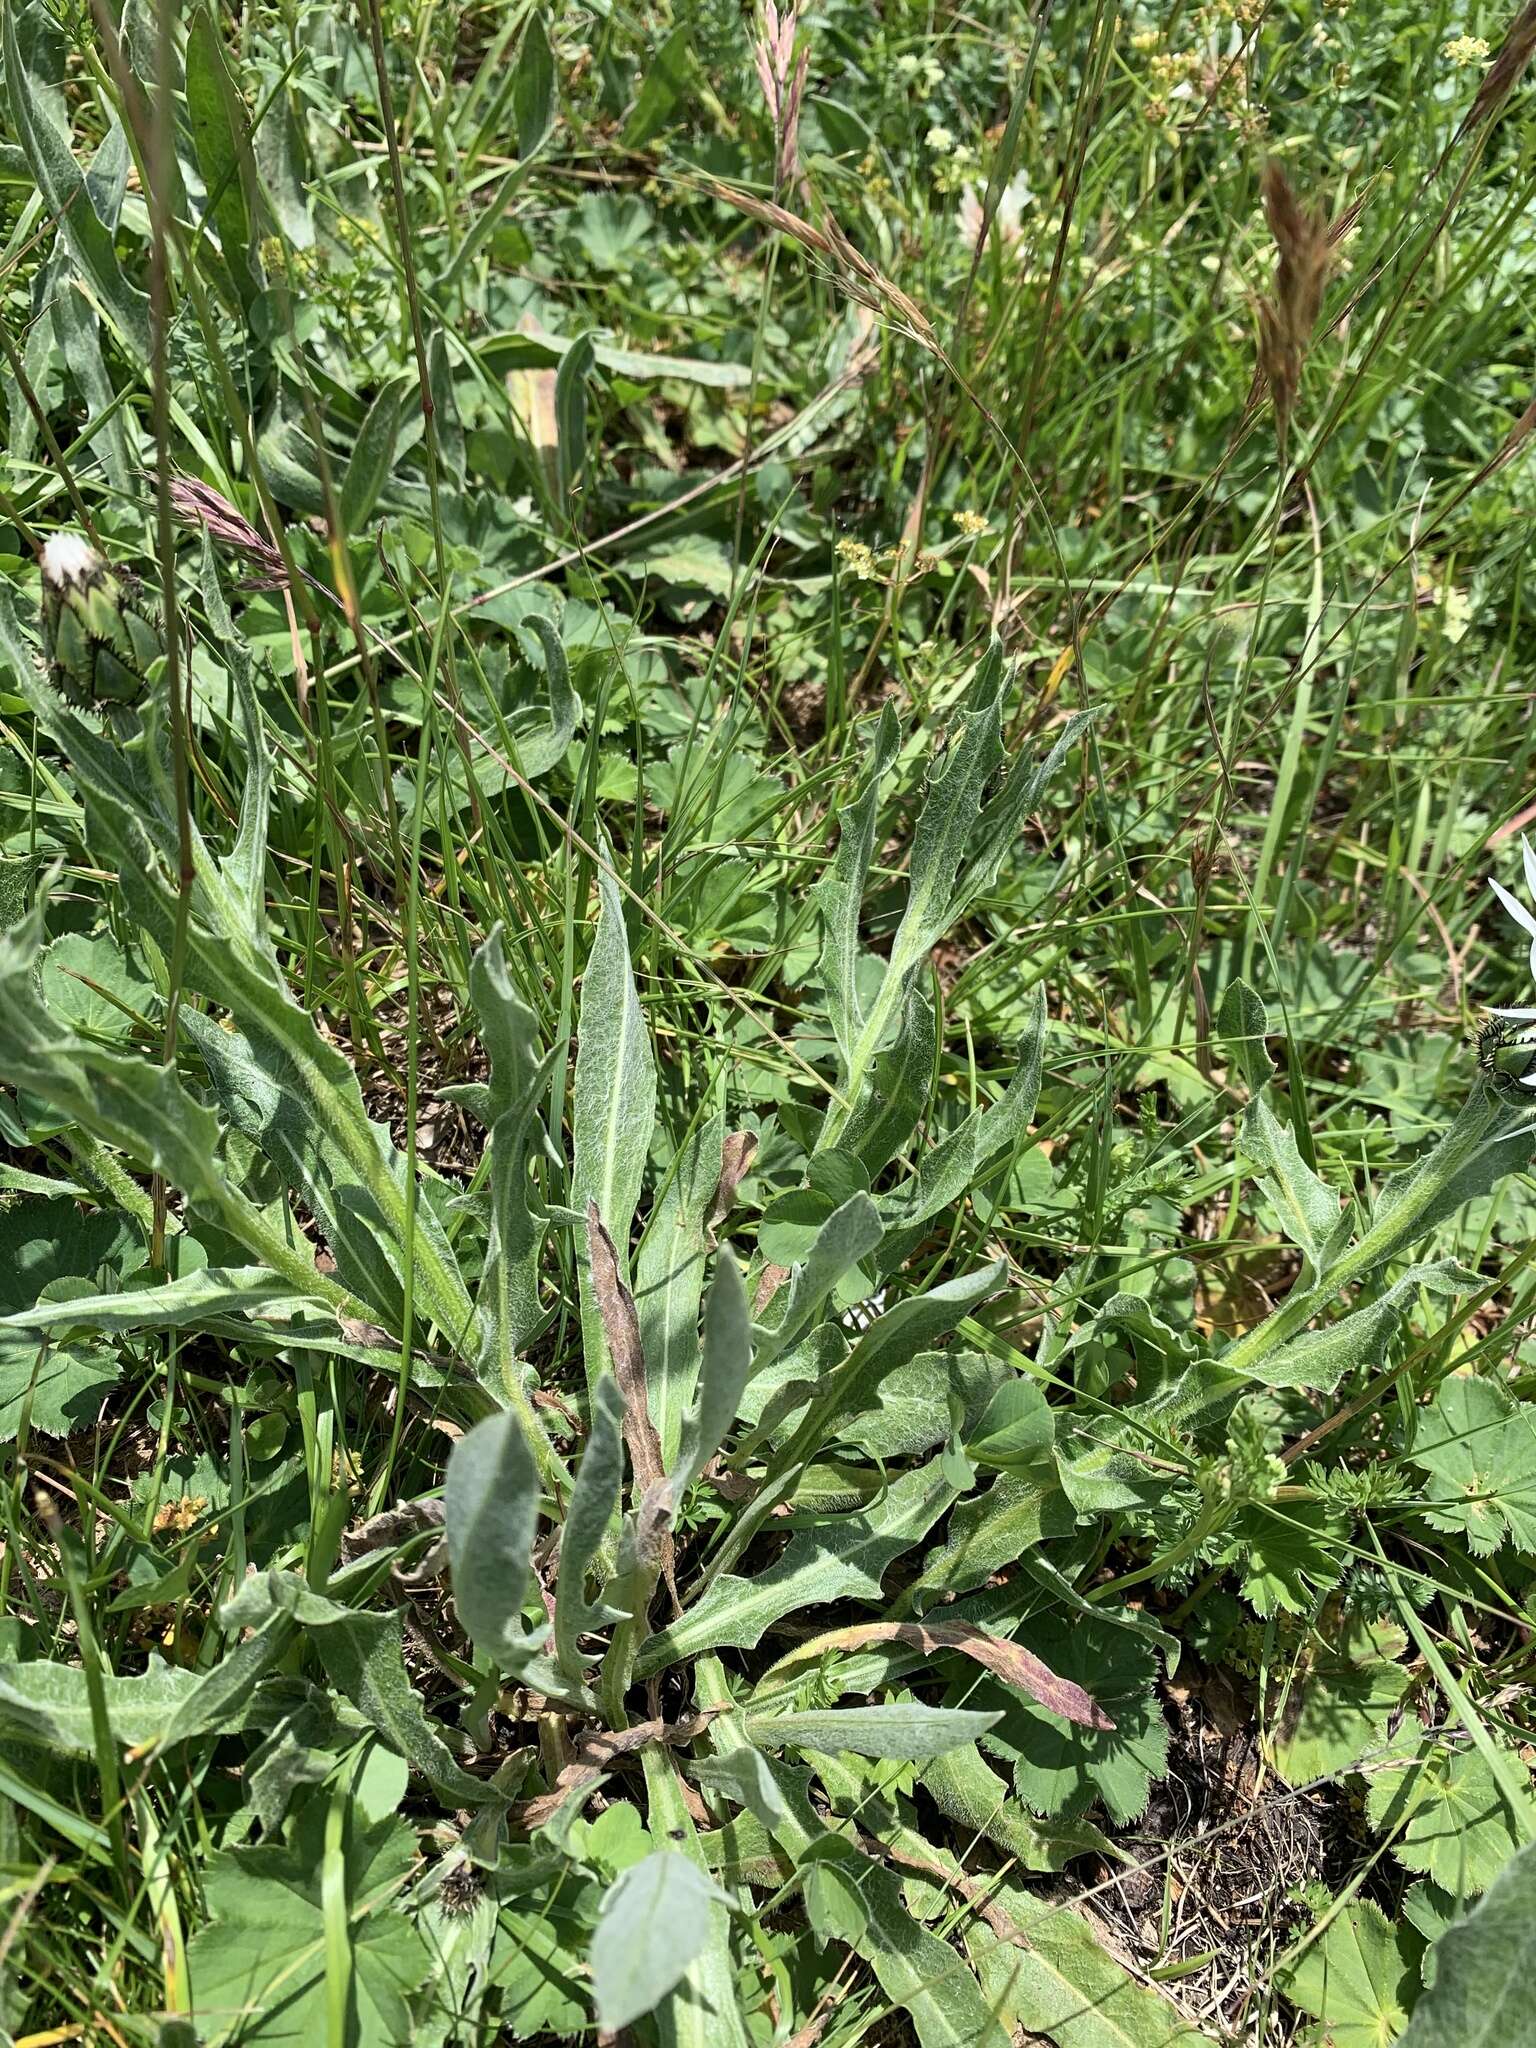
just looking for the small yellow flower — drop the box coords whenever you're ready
[1443,33,1490,65]
[925,123,955,153]
[1130,27,1160,51]
[953,509,989,537]
[835,538,880,581]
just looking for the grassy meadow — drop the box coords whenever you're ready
[3,1,1536,2042]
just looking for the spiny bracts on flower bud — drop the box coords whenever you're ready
[39,532,161,708]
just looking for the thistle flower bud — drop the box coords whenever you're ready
[38,532,161,707]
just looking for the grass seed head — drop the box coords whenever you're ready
[1256,161,1334,446]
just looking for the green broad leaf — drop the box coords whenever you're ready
[850,1851,1012,2048]
[785,1260,1007,1462]
[479,327,752,389]
[1226,1498,1351,1617]
[1367,1740,1536,1897]
[690,1747,790,1828]
[186,1804,429,2048]
[2,3,149,355]
[977,1610,1168,1826]
[839,1348,1009,1463]
[921,1741,1117,1873]
[965,1377,1055,1478]
[470,927,556,1398]
[40,930,154,1043]
[340,377,405,534]
[836,983,936,1177]
[0,1266,324,1338]
[875,991,1047,1270]
[1356,1084,1536,1282]
[1398,1835,1536,2046]
[750,1192,885,1374]
[18,666,475,1348]
[0,910,342,1318]
[572,862,656,1399]
[185,3,263,310]
[635,1112,724,1467]
[905,1470,1074,1605]
[588,1852,729,2031]
[554,331,595,502]
[638,1460,959,1675]
[52,263,138,492]
[745,1703,1000,1761]
[230,1575,501,1810]
[669,1244,751,1497]
[1248,1261,1481,1395]
[1242,1090,1351,1280]
[445,1410,539,1663]
[0,1657,213,1753]
[553,1375,627,1679]
[812,702,899,1080]
[1271,1620,1412,1787]
[621,22,692,147]
[694,1663,1011,2048]
[513,10,555,158]
[490,1881,599,2041]
[1408,1373,1536,1556]
[638,1746,753,2048]
[967,1866,1217,2047]
[0,1341,118,1439]
[1218,978,1274,1095]
[1280,1900,1422,2048]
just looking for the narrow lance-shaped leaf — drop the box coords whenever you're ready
[185,3,263,311]
[445,1410,539,1665]
[744,1703,1001,1761]
[514,614,578,776]
[470,927,557,1425]
[641,1461,960,1675]
[811,701,899,1076]
[636,1111,724,1467]
[0,908,347,1313]
[1241,1089,1351,1281]
[572,862,657,1400]
[2,2,149,355]
[1245,1258,1481,1394]
[18,664,480,1357]
[553,1375,627,1681]
[669,1244,751,1500]
[693,1659,1012,2048]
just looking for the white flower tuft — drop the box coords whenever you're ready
[1488,836,1536,981]
[40,532,103,588]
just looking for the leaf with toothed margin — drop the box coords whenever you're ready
[967,1609,1167,1826]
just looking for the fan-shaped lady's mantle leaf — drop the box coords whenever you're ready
[186,1804,429,2047]
[1278,1900,1422,2048]
[1409,1374,1536,1556]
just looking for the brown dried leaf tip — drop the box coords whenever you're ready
[1256,162,1334,447]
